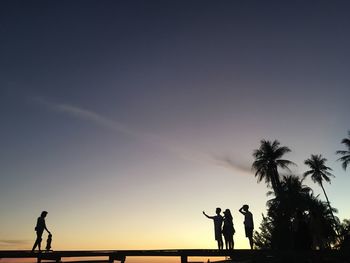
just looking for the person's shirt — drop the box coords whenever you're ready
[223,215,233,227]
[35,217,46,232]
[213,215,223,232]
[223,216,234,231]
[244,211,254,229]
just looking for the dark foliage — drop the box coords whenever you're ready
[336,131,350,171]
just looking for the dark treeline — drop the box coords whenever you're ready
[251,131,350,251]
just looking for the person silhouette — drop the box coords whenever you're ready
[46,233,52,251]
[31,211,51,252]
[203,208,223,250]
[239,205,254,249]
[222,209,235,250]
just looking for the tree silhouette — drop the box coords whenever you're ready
[266,175,312,216]
[266,175,313,249]
[251,141,346,251]
[252,140,295,196]
[254,214,273,249]
[336,131,350,171]
[254,175,338,249]
[309,195,339,248]
[303,154,338,235]
[339,219,350,250]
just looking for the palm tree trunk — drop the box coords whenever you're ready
[270,173,280,197]
[320,183,339,236]
[273,166,282,197]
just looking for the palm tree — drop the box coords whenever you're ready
[267,175,312,215]
[336,131,350,171]
[265,175,313,249]
[255,176,339,249]
[307,195,339,248]
[252,140,295,196]
[303,154,338,234]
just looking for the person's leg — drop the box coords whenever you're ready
[32,232,42,252]
[37,232,43,251]
[245,227,254,249]
[218,238,223,250]
[31,239,38,252]
[249,236,253,249]
[38,238,42,251]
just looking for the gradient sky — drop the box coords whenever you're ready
[1,0,350,254]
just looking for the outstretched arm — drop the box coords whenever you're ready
[43,221,50,234]
[203,211,214,219]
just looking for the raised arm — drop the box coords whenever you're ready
[239,207,246,215]
[203,211,214,219]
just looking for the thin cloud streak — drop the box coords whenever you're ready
[214,155,301,176]
[32,96,139,137]
[32,97,214,165]
[32,97,253,172]
[214,155,253,174]
[0,240,29,246]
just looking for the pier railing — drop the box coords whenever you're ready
[0,249,345,263]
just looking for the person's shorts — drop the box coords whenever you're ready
[245,227,253,238]
[215,232,223,241]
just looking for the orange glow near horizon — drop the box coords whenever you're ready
[0,257,231,263]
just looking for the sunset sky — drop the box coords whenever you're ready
[1,0,350,255]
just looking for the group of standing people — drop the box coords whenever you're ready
[203,204,254,250]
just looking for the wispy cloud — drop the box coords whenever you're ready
[213,154,252,173]
[0,240,29,246]
[31,96,212,164]
[32,97,138,137]
[32,97,255,173]
[214,154,301,177]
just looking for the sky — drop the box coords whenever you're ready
[1,0,350,256]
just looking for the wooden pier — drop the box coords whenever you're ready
[0,249,346,263]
